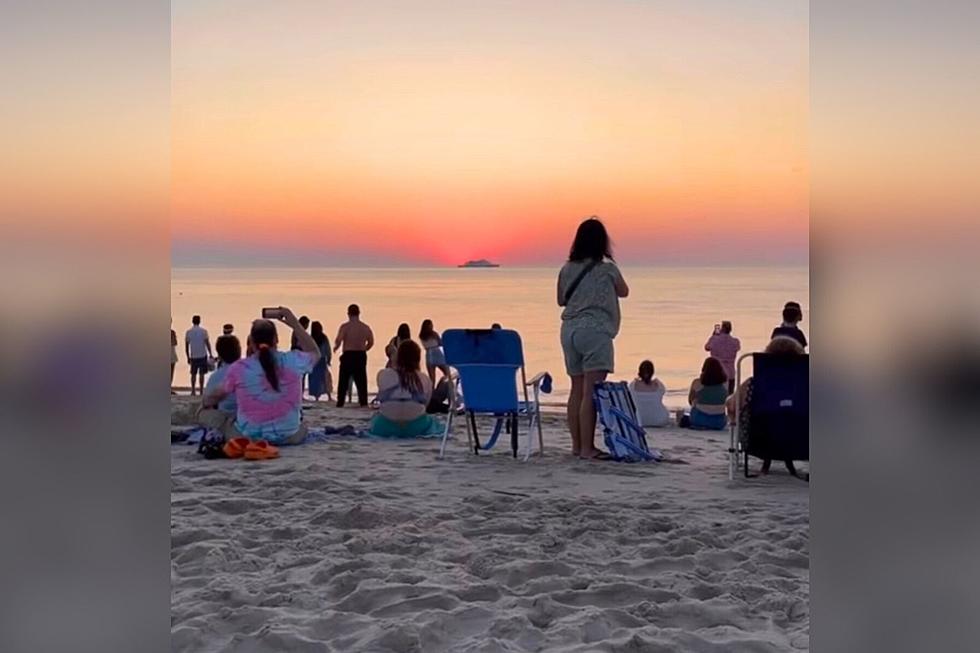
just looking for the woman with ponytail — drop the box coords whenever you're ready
[203,306,320,445]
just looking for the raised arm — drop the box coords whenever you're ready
[278,307,319,358]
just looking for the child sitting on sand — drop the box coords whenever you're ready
[197,334,241,435]
[629,360,670,427]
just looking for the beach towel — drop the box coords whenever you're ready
[367,413,444,439]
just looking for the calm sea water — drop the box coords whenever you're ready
[171,266,808,407]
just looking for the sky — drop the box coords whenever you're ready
[171,0,808,267]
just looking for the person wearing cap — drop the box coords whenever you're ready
[771,302,808,349]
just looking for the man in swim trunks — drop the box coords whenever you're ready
[334,304,374,407]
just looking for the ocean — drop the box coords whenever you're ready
[171,266,808,408]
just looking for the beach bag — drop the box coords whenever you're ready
[197,430,227,459]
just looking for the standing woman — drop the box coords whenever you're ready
[307,321,333,401]
[557,217,629,459]
[419,319,450,383]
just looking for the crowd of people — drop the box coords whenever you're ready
[171,217,808,465]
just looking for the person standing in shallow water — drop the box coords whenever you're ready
[557,217,629,460]
[334,304,374,407]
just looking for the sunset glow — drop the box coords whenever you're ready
[172,1,808,266]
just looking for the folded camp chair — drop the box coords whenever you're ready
[438,328,548,461]
[729,353,809,479]
[593,381,661,462]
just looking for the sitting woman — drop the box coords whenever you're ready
[370,340,441,438]
[727,336,805,476]
[629,360,670,427]
[202,307,320,447]
[197,334,242,434]
[679,357,729,430]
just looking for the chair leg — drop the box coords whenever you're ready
[469,412,481,454]
[511,413,519,459]
[536,407,544,455]
[438,410,454,459]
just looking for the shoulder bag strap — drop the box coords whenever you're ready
[563,260,601,304]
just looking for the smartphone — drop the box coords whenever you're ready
[262,307,281,319]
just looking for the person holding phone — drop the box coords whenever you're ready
[704,320,741,394]
[202,306,320,445]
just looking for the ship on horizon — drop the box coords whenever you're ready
[458,258,500,268]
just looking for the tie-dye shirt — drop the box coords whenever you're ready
[221,350,318,442]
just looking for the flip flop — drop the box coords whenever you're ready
[244,440,279,460]
[222,437,250,459]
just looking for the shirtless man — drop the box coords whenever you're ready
[334,304,374,407]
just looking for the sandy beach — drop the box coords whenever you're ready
[171,397,809,652]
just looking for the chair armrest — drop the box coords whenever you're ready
[525,371,548,387]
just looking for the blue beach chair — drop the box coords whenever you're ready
[729,353,809,479]
[593,381,661,462]
[438,328,549,461]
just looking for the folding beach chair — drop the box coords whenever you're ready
[438,328,548,461]
[729,353,809,479]
[593,381,661,462]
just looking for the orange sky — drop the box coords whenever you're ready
[171,1,808,266]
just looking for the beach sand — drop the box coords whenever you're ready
[171,397,809,652]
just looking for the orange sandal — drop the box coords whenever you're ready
[222,437,250,459]
[244,440,279,460]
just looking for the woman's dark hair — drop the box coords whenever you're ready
[699,357,727,386]
[395,340,425,395]
[250,319,280,391]
[311,321,326,346]
[215,335,241,365]
[568,216,613,262]
[638,360,655,383]
[397,323,411,341]
[419,319,435,341]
